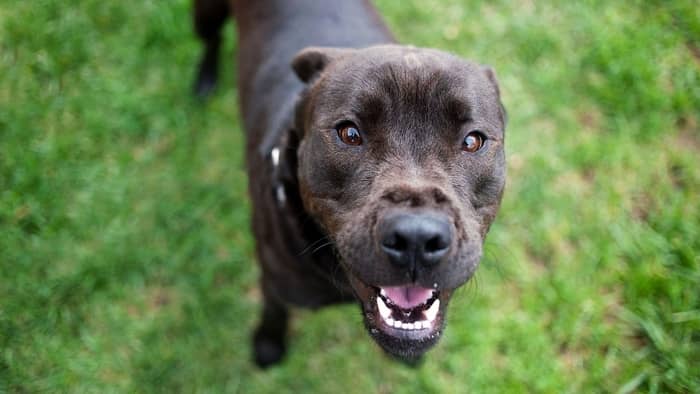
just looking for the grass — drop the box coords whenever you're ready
[1,0,698,392]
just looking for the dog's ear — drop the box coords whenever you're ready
[292,47,353,83]
[481,66,501,98]
[482,65,507,126]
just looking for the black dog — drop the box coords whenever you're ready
[193,0,506,367]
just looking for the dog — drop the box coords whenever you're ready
[192,0,506,367]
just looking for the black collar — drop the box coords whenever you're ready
[270,146,287,206]
[268,127,300,209]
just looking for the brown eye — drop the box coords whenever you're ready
[337,123,363,146]
[462,131,485,153]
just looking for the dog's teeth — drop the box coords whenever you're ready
[376,295,392,319]
[378,290,440,330]
[380,288,387,297]
[424,299,440,322]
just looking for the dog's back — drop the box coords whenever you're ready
[195,0,393,146]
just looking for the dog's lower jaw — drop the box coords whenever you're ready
[347,273,451,361]
[363,302,445,362]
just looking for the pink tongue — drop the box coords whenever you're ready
[383,286,433,309]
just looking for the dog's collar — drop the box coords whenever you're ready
[270,146,287,206]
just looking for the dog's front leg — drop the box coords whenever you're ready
[252,287,289,368]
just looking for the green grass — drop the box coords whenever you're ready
[1,0,698,392]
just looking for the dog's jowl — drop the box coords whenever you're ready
[193,0,506,367]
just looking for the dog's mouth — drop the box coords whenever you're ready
[347,274,450,359]
[375,286,441,332]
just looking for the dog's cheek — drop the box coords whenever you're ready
[297,134,361,231]
[474,150,506,234]
[335,207,383,281]
[441,215,484,289]
[452,240,482,287]
[455,148,505,234]
[300,133,360,193]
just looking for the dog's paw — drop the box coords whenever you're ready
[253,330,286,368]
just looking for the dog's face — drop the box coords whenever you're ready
[292,45,506,360]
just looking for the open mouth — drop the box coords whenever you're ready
[375,286,440,332]
[345,272,451,358]
[364,283,448,359]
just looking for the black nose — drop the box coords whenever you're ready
[379,212,452,270]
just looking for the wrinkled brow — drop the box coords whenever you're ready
[443,95,473,124]
[348,88,387,126]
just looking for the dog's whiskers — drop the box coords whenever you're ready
[297,236,331,256]
[309,241,334,255]
[328,249,351,297]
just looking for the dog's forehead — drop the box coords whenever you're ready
[379,46,449,70]
[334,46,483,87]
[323,48,490,103]
[360,45,456,65]
[315,46,502,128]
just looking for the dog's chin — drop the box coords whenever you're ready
[346,273,453,361]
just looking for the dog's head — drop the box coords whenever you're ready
[291,45,506,360]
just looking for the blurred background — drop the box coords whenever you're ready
[1,0,698,392]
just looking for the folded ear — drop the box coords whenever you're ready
[291,46,354,83]
[482,65,507,125]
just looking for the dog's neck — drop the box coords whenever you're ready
[267,87,307,210]
[263,90,351,295]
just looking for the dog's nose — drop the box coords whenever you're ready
[379,212,452,270]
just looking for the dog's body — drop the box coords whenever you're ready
[193,0,506,367]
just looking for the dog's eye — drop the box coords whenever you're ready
[337,123,363,146]
[462,131,485,153]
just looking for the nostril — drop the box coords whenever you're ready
[382,233,408,252]
[425,234,449,254]
[381,231,410,267]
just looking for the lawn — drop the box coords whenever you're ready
[1,0,698,392]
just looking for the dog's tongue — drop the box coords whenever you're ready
[382,286,433,309]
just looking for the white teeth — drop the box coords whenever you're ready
[424,299,440,322]
[385,319,430,331]
[376,291,440,331]
[380,288,387,297]
[376,296,392,319]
